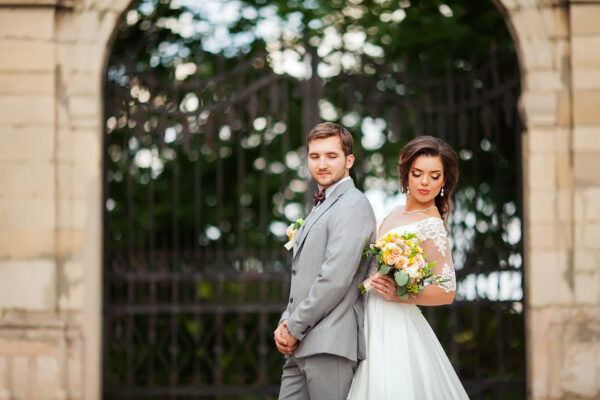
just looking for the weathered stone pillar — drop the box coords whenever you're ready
[0,0,130,398]
[497,0,600,398]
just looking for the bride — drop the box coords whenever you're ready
[348,136,469,399]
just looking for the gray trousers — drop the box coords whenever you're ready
[278,353,357,400]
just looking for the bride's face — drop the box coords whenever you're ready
[407,155,445,204]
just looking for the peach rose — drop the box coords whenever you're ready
[395,256,409,269]
[387,254,400,266]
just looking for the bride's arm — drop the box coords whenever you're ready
[371,220,456,306]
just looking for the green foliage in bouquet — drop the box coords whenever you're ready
[359,233,438,299]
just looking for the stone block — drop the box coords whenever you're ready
[574,153,600,186]
[527,128,555,153]
[56,128,101,163]
[573,68,600,90]
[0,162,55,198]
[36,356,66,400]
[57,260,84,311]
[0,336,55,357]
[0,72,54,95]
[0,357,8,400]
[574,250,600,273]
[54,8,116,43]
[0,230,54,259]
[0,125,54,161]
[519,38,555,70]
[56,161,99,201]
[527,309,551,398]
[559,317,600,398]
[72,10,105,42]
[0,95,54,125]
[555,89,571,128]
[59,71,98,98]
[11,356,29,399]
[526,127,571,153]
[540,6,568,38]
[574,270,599,304]
[69,95,101,120]
[0,8,54,40]
[512,8,545,40]
[556,153,572,189]
[527,190,556,223]
[0,40,54,72]
[0,259,55,310]
[528,250,573,306]
[554,128,570,153]
[529,221,569,250]
[571,3,600,35]
[526,69,565,92]
[516,0,539,9]
[521,91,557,127]
[574,186,600,222]
[55,229,85,259]
[527,153,556,190]
[499,0,518,11]
[0,198,55,230]
[572,36,600,68]
[574,126,600,152]
[577,222,600,250]
[573,90,600,125]
[556,189,572,223]
[56,42,105,76]
[66,330,83,399]
[56,199,89,231]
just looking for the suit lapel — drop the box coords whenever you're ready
[292,179,354,261]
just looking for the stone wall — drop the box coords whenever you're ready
[0,0,598,398]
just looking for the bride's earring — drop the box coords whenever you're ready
[440,187,445,197]
[406,186,410,194]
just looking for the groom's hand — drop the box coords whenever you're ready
[274,320,298,355]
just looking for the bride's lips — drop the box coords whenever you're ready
[417,189,430,195]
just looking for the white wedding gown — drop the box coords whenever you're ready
[347,216,469,400]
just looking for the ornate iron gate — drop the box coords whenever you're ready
[103,11,524,400]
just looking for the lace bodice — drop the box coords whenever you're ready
[370,217,456,293]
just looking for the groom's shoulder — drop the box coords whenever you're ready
[337,187,374,213]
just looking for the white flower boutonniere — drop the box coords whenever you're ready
[284,218,304,251]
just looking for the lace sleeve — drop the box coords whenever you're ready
[418,219,456,293]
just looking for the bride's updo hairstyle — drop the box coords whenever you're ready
[398,135,459,223]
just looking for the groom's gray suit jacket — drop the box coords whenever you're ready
[280,179,376,362]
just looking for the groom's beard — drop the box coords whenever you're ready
[311,168,348,190]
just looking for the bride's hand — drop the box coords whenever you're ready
[371,274,401,302]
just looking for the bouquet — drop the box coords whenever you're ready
[359,232,442,299]
[283,218,304,250]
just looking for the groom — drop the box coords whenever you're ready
[274,122,376,400]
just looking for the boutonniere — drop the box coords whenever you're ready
[284,218,304,251]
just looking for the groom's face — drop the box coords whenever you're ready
[307,136,354,191]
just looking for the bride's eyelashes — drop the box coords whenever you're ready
[410,172,441,180]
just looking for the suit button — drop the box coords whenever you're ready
[289,297,293,303]
[292,269,297,275]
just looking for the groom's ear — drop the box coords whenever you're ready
[346,154,355,169]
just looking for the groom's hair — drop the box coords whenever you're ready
[306,122,354,157]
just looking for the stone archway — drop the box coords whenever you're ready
[92,1,598,398]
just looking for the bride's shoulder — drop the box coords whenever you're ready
[377,206,404,235]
